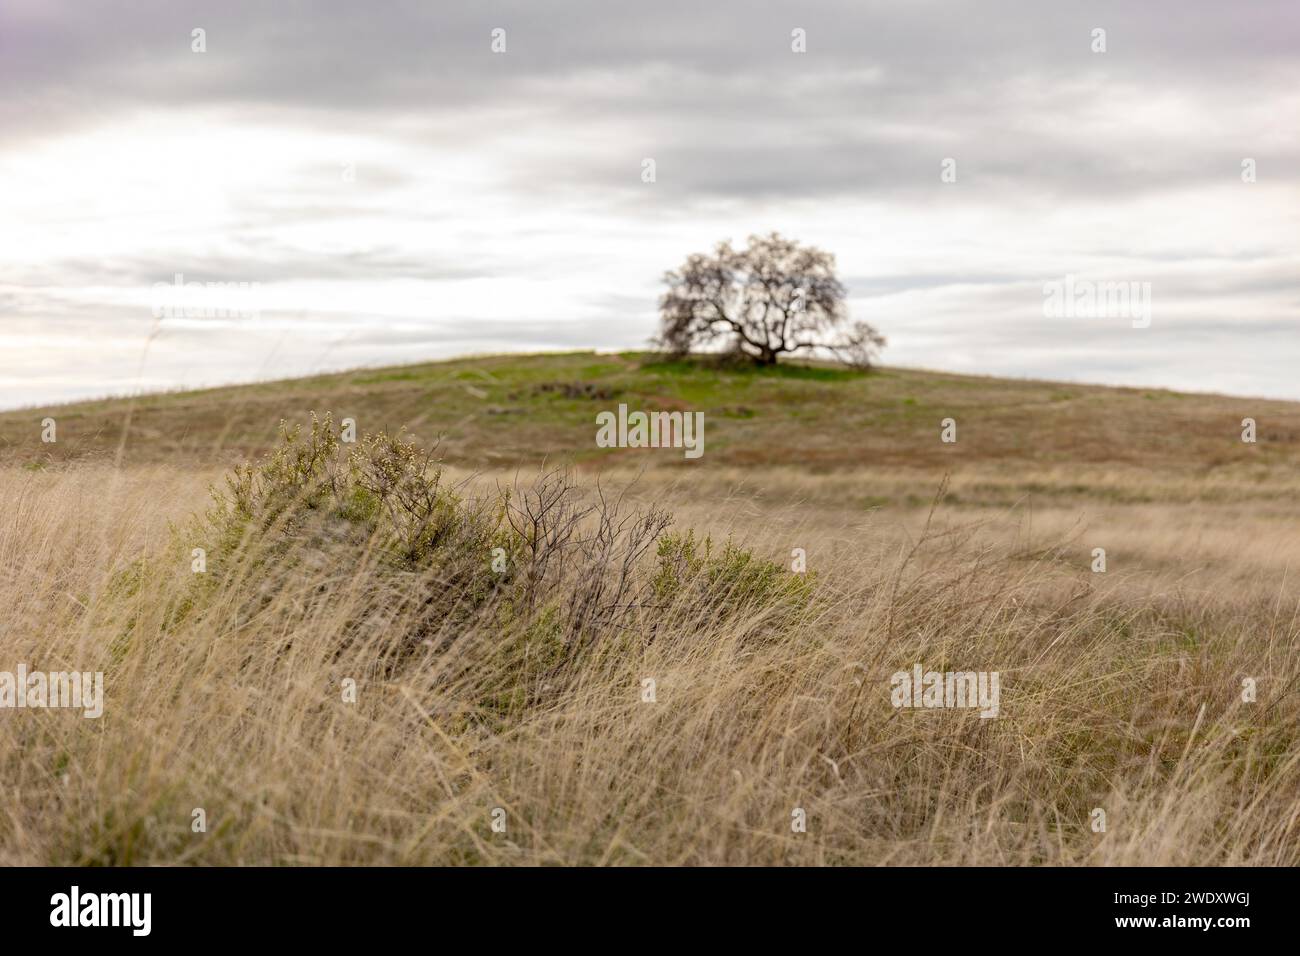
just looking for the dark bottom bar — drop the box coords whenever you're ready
[0,866,1275,941]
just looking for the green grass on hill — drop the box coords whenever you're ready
[2,351,1297,493]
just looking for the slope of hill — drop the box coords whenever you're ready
[3,351,1298,507]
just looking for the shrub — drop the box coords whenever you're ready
[187,415,814,680]
[652,530,814,624]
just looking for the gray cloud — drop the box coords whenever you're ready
[6,2,1297,196]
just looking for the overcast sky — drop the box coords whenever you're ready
[2,0,1297,408]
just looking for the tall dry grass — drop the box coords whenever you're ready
[0,420,1296,865]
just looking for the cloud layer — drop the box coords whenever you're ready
[1,0,1297,407]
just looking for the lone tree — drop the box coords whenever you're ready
[657,232,885,368]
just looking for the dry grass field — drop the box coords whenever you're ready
[0,352,1297,865]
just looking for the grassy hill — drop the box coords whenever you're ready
[3,351,1298,507]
